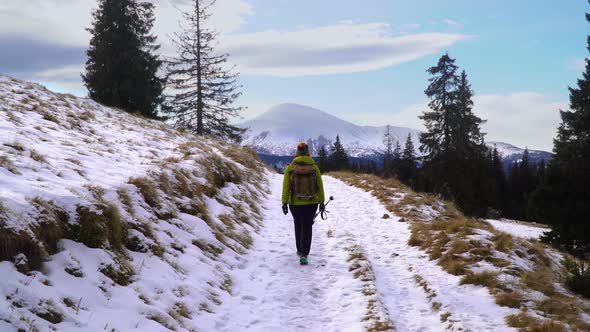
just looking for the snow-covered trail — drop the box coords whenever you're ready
[205,175,515,332]
[202,175,367,331]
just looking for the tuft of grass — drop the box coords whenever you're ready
[535,298,575,317]
[0,155,19,174]
[73,203,126,250]
[117,188,134,215]
[62,297,75,309]
[492,232,514,253]
[41,111,59,123]
[33,299,64,324]
[495,290,524,309]
[128,177,160,209]
[439,256,467,276]
[192,239,224,258]
[218,214,235,231]
[65,157,83,167]
[171,302,192,319]
[506,312,538,329]
[221,274,233,294]
[521,269,555,296]
[100,263,134,286]
[449,240,471,255]
[205,155,242,190]
[3,141,25,152]
[29,149,48,163]
[78,111,95,121]
[146,312,176,330]
[459,271,498,288]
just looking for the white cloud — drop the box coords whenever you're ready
[402,23,421,30]
[222,23,471,76]
[0,0,253,91]
[0,0,253,49]
[443,19,463,29]
[376,93,566,151]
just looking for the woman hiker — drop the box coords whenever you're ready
[282,142,326,265]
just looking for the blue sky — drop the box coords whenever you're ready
[0,0,588,150]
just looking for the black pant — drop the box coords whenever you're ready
[289,204,318,257]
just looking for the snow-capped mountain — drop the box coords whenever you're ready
[486,141,554,166]
[240,103,553,163]
[240,103,420,158]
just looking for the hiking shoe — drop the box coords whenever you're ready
[299,256,308,265]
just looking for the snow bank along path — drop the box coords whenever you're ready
[208,175,515,331]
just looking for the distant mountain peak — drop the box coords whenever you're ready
[240,103,420,157]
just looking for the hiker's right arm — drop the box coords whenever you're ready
[281,165,292,204]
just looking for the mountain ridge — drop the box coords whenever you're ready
[240,103,553,164]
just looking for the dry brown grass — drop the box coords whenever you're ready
[222,145,264,171]
[495,290,525,309]
[41,110,59,124]
[0,155,19,174]
[73,203,126,251]
[521,269,555,296]
[492,232,515,253]
[191,239,224,258]
[128,177,160,209]
[3,141,25,152]
[30,149,48,163]
[460,271,499,288]
[117,188,134,215]
[506,311,539,329]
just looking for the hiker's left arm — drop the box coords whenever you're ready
[281,166,292,204]
[315,166,325,204]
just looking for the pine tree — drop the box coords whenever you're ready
[318,146,329,172]
[399,134,417,184]
[83,0,164,118]
[382,125,395,177]
[329,135,349,171]
[530,5,590,255]
[419,53,460,158]
[165,0,245,141]
[419,54,488,216]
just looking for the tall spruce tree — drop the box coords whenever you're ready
[419,54,488,215]
[329,135,349,171]
[420,53,460,158]
[83,0,164,118]
[530,5,590,255]
[165,0,245,141]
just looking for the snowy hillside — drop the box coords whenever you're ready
[486,141,554,166]
[240,104,553,163]
[240,103,421,157]
[0,75,270,332]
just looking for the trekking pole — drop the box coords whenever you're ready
[315,196,334,220]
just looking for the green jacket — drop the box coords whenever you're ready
[282,156,325,205]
